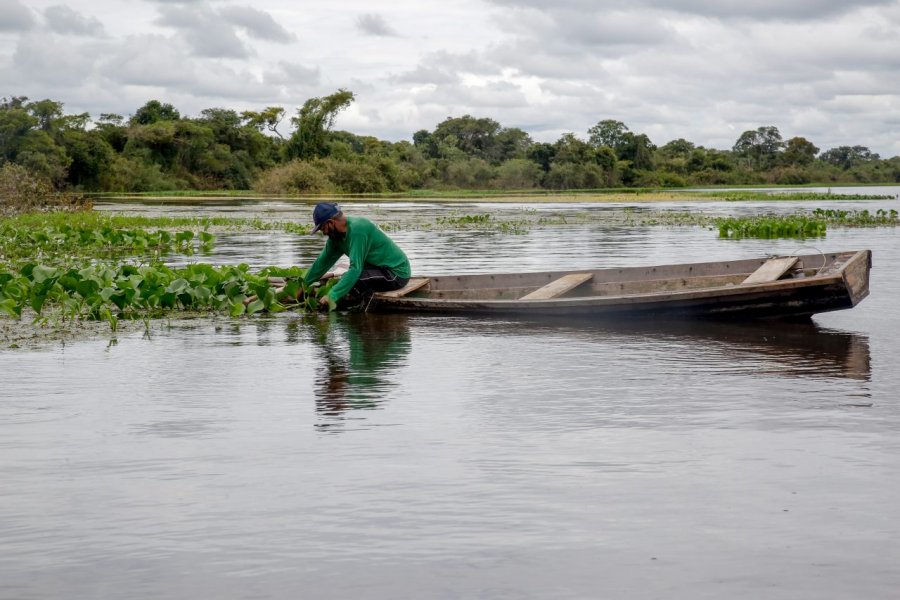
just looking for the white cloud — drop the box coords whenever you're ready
[1,0,898,156]
[219,5,296,43]
[356,13,400,37]
[0,0,35,31]
[485,0,895,21]
[155,4,250,58]
[44,5,106,36]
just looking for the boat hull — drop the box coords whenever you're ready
[370,250,871,320]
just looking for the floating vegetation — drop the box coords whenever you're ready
[811,208,899,226]
[704,191,896,201]
[0,263,330,330]
[0,220,214,266]
[716,216,827,239]
[427,213,529,233]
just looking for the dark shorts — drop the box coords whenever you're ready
[351,266,409,297]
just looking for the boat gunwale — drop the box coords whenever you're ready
[373,250,869,310]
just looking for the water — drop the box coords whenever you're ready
[2,191,900,599]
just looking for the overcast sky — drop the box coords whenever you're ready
[2,0,899,156]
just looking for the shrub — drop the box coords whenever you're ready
[0,163,89,215]
[252,160,334,195]
[99,156,184,192]
[494,159,543,189]
[317,157,388,193]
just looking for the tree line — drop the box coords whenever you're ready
[1,91,898,196]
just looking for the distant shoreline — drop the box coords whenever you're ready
[91,183,900,204]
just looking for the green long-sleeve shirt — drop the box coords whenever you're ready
[303,216,411,301]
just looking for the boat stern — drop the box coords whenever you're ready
[842,249,872,306]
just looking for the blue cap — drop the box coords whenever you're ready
[311,202,340,233]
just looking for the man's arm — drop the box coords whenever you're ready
[326,235,369,302]
[303,241,343,287]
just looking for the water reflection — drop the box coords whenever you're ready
[299,313,411,429]
[583,318,873,382]
[412,315,871,382]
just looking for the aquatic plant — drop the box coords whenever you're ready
[715,216,827,239]
[435,213,492,225]
[0,263,316,328]
[711,191,895,201]
[811,208,899,226]
[0,221,215,266]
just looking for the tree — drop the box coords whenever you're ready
[94,114,128,153]
[0,96,37,161]
[491,127,532,163]
[659,138,695,160]
[27,99,65,132]
[241,106,286,139]
[431,115,502,160]
[588,119,629,152]
[782,136,819,166]
[286,89,355,160]
[732,126,783,169]
[60,129,115,189]
[552,132,593,164]
[412,129,439,159]
[619,133,656,170]
[527,142,556,173]
[130,100,181,126]
[819,145,880,169]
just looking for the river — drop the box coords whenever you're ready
[2,187,899,599]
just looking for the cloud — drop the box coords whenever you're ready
[0,0,35,31]
[155,4,249,58]
[390,64,459,85]
[485,0,896,21]
[219,5,296,43]
[44,5,106,36]
[356,13,400,37]
[9,31,99,86]
[263,60,321,85]
[2,0,898,157]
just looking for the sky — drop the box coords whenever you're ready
[2,0,899,156]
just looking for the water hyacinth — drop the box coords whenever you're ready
[715,215,828,239]
[0,263,337,329]
[0,221,215,265]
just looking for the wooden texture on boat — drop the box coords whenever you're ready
[742,257,799,285]
[370,250,872,320]
[377,277,430,298]
[520,272,593,300]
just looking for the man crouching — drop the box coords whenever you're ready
[303,202,411,310]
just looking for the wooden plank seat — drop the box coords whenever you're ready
[375,277,430,298]
[520,272,593,300]
[742,257,799,285]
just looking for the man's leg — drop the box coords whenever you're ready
[352,266,409,296]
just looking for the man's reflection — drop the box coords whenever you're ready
[303,313,412,427]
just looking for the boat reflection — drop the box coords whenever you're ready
[301,313,412,428]
[295,312,870,431]
[407,315,872,383]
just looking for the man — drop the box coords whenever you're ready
[303,202,411,310]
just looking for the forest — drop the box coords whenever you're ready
[2,89,899,197]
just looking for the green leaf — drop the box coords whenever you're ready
[0,298,21,318]
[246,299,265,315]
[32,265,59,284]
[166,278,190,294]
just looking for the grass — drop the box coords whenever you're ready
[88,185,900,204]
[702,191,896,201]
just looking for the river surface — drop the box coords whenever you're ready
[2,188,899,599]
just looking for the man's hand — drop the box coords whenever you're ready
[318,294,337,312]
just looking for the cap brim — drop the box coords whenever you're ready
[310,224,323,234]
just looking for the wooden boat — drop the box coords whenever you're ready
[370,249,872,320]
